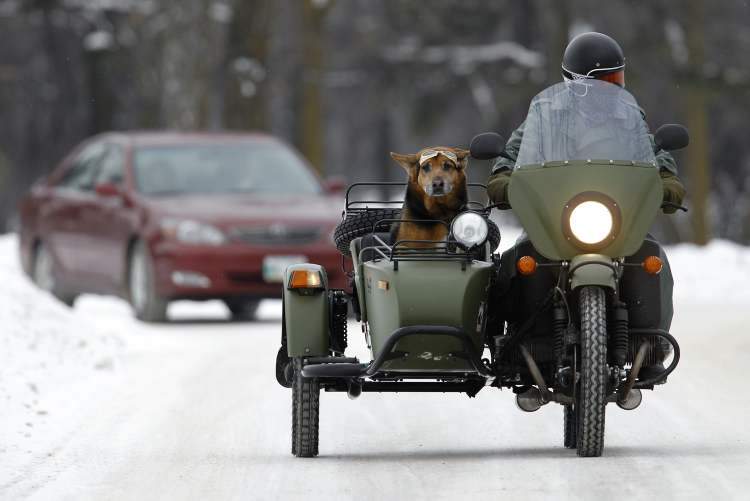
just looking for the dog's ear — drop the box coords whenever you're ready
[455,148,470,169]
[390,152,419,173]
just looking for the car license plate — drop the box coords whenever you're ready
[262,255,307,283]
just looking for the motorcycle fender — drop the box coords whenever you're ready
[569,254,616,290]
[283,263,330,357]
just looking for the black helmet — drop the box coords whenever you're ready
[561,32,625,81]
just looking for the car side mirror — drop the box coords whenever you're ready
[654,124,689,151]
[322,176,346,194]
[95,182,121,197]
[469,132,505,160]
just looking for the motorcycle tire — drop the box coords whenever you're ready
[333,208,402,256]
[291,357,319,457]
[576,286,608,457]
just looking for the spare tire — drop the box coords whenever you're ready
[333,209,502,257]
[333,208,402,256]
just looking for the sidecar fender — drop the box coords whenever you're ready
[284,263,330,357]
[569,254,617,290]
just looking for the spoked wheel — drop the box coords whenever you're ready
[129,241,168,322]
[576,286,608,457]
[32,242,77,307]
[563,404,577,449]
[291,357,319,457]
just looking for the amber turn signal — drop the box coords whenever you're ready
[288,270,323,289]
[642,256,663,275]
[517,256,537,276]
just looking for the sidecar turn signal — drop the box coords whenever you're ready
[642,256,663,275]
[288,270,324,290]
[517,256,537,276]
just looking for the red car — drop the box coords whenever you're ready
[18,131,348,321]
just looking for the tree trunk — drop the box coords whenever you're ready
[300,0,329,173]
[684,0,711,245]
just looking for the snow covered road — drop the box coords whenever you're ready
[2,234,750,500]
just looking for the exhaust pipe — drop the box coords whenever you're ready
[617,342,648,410]
[616,388,642,410]
[347,379,362,400]
[516,387,544,412]
[515,344,573,411]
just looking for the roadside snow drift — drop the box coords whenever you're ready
[0,234,124,480]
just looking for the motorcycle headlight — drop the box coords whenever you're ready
[562,192,621,249]
[161,219,226,246]
[451,212,489,248]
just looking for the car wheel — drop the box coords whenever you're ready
[129,240,168,322]
[32,242,77,307]
[225,299,261,321]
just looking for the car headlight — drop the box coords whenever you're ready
[451,212,489,248]
[563,192,621,249]
[161,219,226,245]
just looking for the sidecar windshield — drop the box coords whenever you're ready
[515,80,656,169]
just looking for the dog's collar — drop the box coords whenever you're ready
[419,149,458,166]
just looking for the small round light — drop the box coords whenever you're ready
[451,212,489,248]
[642,256,663,275]
[517,256,537,276]
[569,201,613,245]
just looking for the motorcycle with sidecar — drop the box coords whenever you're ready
[276,79,688,458]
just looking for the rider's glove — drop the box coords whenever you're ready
[660,170,686,214]
[487,170,512,209]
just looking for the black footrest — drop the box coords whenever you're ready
[302,363,368,378]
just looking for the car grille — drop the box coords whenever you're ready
[229,225,322,245]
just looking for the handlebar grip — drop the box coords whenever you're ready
[661,202,688,212]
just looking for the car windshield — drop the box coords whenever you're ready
[515,80,656,169]
[134,141,322,196]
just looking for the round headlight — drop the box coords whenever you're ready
[451,212,489,248]
[569,201,613,244]
[562,192,621,250]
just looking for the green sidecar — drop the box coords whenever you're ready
[277,79,687,458]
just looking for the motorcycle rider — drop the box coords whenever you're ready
[487,32,683,378]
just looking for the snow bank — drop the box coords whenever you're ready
[0,234,123,477]
[669,239,750,305]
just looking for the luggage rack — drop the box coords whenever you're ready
[344,181,488,215]
[347,182,490,269]
[359,218,475,270]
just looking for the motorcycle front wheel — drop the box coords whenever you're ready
[576,286,608,457]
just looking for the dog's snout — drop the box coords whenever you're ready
[432,178,445,190]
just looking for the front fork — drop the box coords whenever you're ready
[556,256,629,395]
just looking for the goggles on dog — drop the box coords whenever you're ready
[419,149,458,166]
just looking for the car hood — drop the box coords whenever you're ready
[143,193,343,226]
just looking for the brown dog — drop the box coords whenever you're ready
[390,146,469,247]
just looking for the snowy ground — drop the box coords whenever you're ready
[1,232,749,500]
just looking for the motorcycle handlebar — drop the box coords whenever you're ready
[661,201,688,212]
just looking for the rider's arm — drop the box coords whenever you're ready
[487,121,526,207]
[650,134,686,214]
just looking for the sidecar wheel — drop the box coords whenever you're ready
[291,358,319,457]
[564,404,577,449]
[576,286,607,457]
